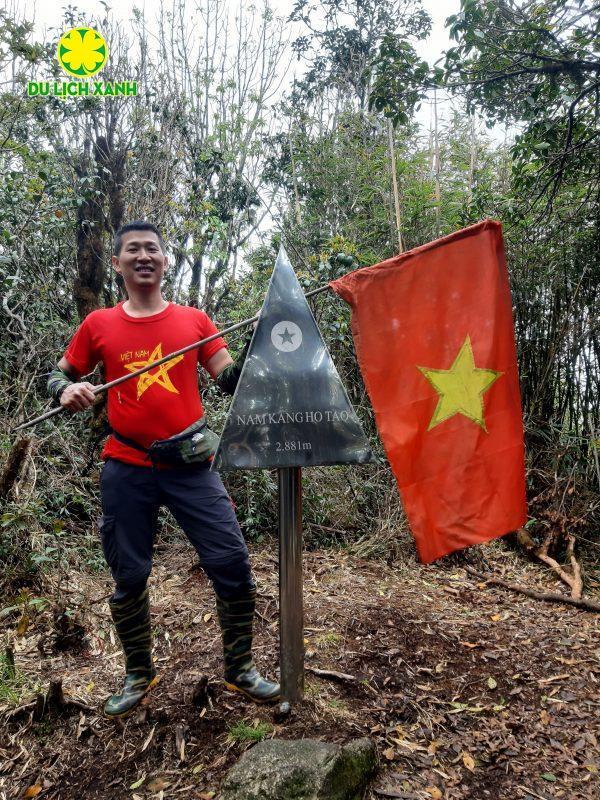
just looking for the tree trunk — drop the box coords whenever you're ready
[73,138,106,320]
[0,437,31,502]
[189,257,202,308]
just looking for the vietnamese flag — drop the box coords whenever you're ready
[330,220,527,563]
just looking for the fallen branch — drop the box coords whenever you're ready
[516,785,554,800]
[175,722,188,762]
[465,567,600,613]
[306,666,357,683]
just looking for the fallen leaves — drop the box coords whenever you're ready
[388,737,428,754]
[141,724,157,752]
[16,612,30,637]
[462,752,476,772]
[130,774,170,792]
[3,546,598,800]
[147,777,170,791]
[541,772,557,782]
[23,787,42,798]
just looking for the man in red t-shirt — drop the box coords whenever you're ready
[47,221,279,716]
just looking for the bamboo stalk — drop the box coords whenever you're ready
[288,124,303,226]
[387,119,404,254]
[468,114,476,202]
[433,88,441,237]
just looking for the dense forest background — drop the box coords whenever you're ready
[1,0,598,591]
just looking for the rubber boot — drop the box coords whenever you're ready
[104,588,157,718]
[215,588,280,703]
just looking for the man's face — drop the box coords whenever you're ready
[112,230,167,290]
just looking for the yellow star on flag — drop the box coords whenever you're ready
[418,336,502,432]
[124,343,184,400]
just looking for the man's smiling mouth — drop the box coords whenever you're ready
[135,266,155,273]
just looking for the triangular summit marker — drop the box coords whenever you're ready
[214,247,372,469]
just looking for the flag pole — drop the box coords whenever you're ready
[13,284,332,433]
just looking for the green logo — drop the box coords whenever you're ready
[57,27,107,78]
[28,26,137,98]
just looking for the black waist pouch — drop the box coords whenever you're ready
[112,417,220,467]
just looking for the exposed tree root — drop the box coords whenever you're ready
[465,566,600,613]
[515,527,583,599]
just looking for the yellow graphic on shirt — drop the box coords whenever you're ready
[123,343,184,400]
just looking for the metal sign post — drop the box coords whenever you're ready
[214,247,372,704]
[278,466,304,702]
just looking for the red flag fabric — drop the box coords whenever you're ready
[330,220,527,563]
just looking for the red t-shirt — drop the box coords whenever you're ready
[63,302,226,466]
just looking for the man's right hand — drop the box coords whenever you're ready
[60,382,96,412]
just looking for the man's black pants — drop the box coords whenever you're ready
[99,459,254,600]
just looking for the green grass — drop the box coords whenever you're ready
[304,679,322,699]
[226,718,273,744]
[314,631,342,649]
[326,697,348,710]
[0,650,31,705]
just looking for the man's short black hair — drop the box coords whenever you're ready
[113,221,166,255]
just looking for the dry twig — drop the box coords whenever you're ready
[306,667,357,683]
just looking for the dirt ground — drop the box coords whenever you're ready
[1,540,598,800]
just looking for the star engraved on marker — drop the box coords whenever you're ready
[124,343,184,400]
[418,336,502,432]
[278,327,295,345]
[271,320,302,352]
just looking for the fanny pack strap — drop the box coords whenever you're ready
[111,430,151,455]
[110,417,208,459]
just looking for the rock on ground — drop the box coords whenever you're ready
[220,737,377,800]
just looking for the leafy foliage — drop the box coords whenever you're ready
[444,0,600,208]
[368,33,431,124]
[289,0,431,118]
